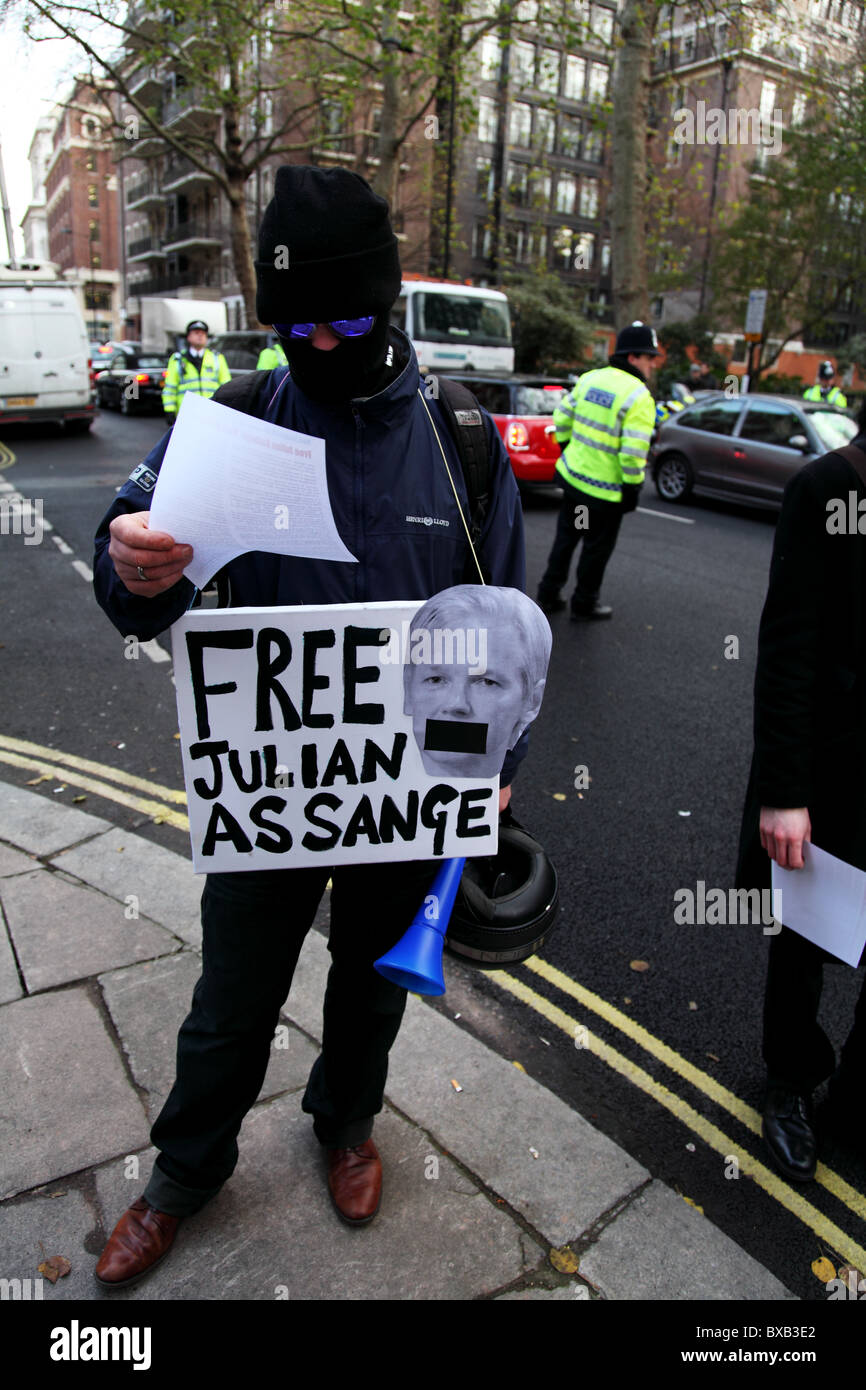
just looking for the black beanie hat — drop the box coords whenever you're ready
[255,165,402,325]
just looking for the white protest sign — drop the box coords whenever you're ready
[172,600,515,872]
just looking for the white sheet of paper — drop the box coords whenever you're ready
[772,842,866,967]
[148,391,357,589]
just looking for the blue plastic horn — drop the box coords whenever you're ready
[374,857,467,996]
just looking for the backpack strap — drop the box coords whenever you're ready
[433,376,492,583]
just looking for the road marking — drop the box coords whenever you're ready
[489,968,866,1274]
[52,534,73,555]
[637,506,695,524]
[523,955,866,1223]
[71,560,93,582]
[4,729,864,1252]
[0,735,187,804]
[0,750,189,830]
[139,638,172,664]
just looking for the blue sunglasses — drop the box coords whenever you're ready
[273,316,376,340]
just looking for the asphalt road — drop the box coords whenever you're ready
[1,405,864,1301]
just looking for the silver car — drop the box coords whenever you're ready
[651,393,858,508]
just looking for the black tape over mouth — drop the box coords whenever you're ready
[424,719,488,754]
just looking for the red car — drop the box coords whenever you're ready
[435,372,570,487]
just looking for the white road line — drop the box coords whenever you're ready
[71,560,93,582]
[52,534,73,555]
[637,505,695,525]
[139,638,172,665]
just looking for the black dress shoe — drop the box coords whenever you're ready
[762,1087,817,1182]
[571,601,613,621]
[537,595,566,615]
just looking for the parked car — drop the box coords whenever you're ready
[94,344,168,415]
[433,372,570,487]
[651,393,858,509]
[208,330,282,374]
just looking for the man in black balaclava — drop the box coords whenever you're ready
[254,165,404,405]
[92,164,528,1289]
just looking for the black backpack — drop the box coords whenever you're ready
[211,369,492,582]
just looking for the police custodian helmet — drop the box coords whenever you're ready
[613,321,661,357]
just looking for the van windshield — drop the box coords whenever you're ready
[414,293,511,348]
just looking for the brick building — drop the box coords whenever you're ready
[43,79,122,341]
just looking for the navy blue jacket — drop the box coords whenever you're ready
[94,333,528,782]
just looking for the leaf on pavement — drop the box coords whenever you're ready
[630,959,650,972]
[549,1245,580,1274]
[38,1255,71,1283]
[812,1256,836,1283]
[552,792,566,801]
[682,1195,704,1214]
[26,775,52,786]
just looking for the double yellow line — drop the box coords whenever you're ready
[0,733,189,830]
[489,957,866,1274]
[0,441,16,470]
[2,732,864,1272]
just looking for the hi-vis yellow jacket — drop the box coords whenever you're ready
[162,348,231,416]
[553,364,656,502]
[256,342,288,370]
[803,383,847,408]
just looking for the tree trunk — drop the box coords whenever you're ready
[227,172,258,328]
[370,2,402,204]
[610,0,653,326]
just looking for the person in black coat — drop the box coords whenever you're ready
[737,401,866,1181]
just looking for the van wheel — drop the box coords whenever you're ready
[66,419,93,434]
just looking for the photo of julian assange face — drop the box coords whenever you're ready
[402,586,552,780]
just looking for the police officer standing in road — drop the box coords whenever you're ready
[537,321,659,621]
[256,337,288,370]
[803,360,847,409]
[162,319,231,421]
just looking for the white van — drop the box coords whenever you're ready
[0,262,94,432]
[392,279,514,373]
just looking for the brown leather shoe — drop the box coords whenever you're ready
[94,1197,181,1288]
[326,1140,382,1226]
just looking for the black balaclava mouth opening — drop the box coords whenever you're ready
[255,165,402,406]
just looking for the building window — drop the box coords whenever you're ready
[472,221,492,260]
[509,102,532,146]
[505,221,527,263]
[320,99,351,151]
[529,170,551,208]
[601,240,611,273]
[533,107,555,153]
[537,48,560,94]
[590,4,614,45]
[791,92,806,125]
[480,33,500,81]
[582,124,603,161]
[564,55,586,100]
[559,114,581,157]
[478,96,498,143]
[511,41,535,89]
[89,219,99,242]
[553,226,575,270]
[579,177,599,218]
[555,172,577,214]
[507,162,529,206]
[85,153,96,172]
[88,184,99,207]
[476,156,494,200]
[588,61,608,101]
[681,29,695,61]
[759,80,777,123]
[574,232,595,269]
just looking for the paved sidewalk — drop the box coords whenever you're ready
[0,781,795,1301]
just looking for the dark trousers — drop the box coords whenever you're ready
[143,858,438,1217]
[538,486,623,610]
[763,925,866,1095]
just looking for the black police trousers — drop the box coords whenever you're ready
[537,485,623,611]
[763,925,866,1095]
[143,858,438,1217]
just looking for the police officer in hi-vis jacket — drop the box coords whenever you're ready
[161,319,231,420]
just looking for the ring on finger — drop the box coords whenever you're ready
[137,564,148,581]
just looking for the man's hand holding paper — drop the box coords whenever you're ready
[146,392,357,590]
[109,511,194,596]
